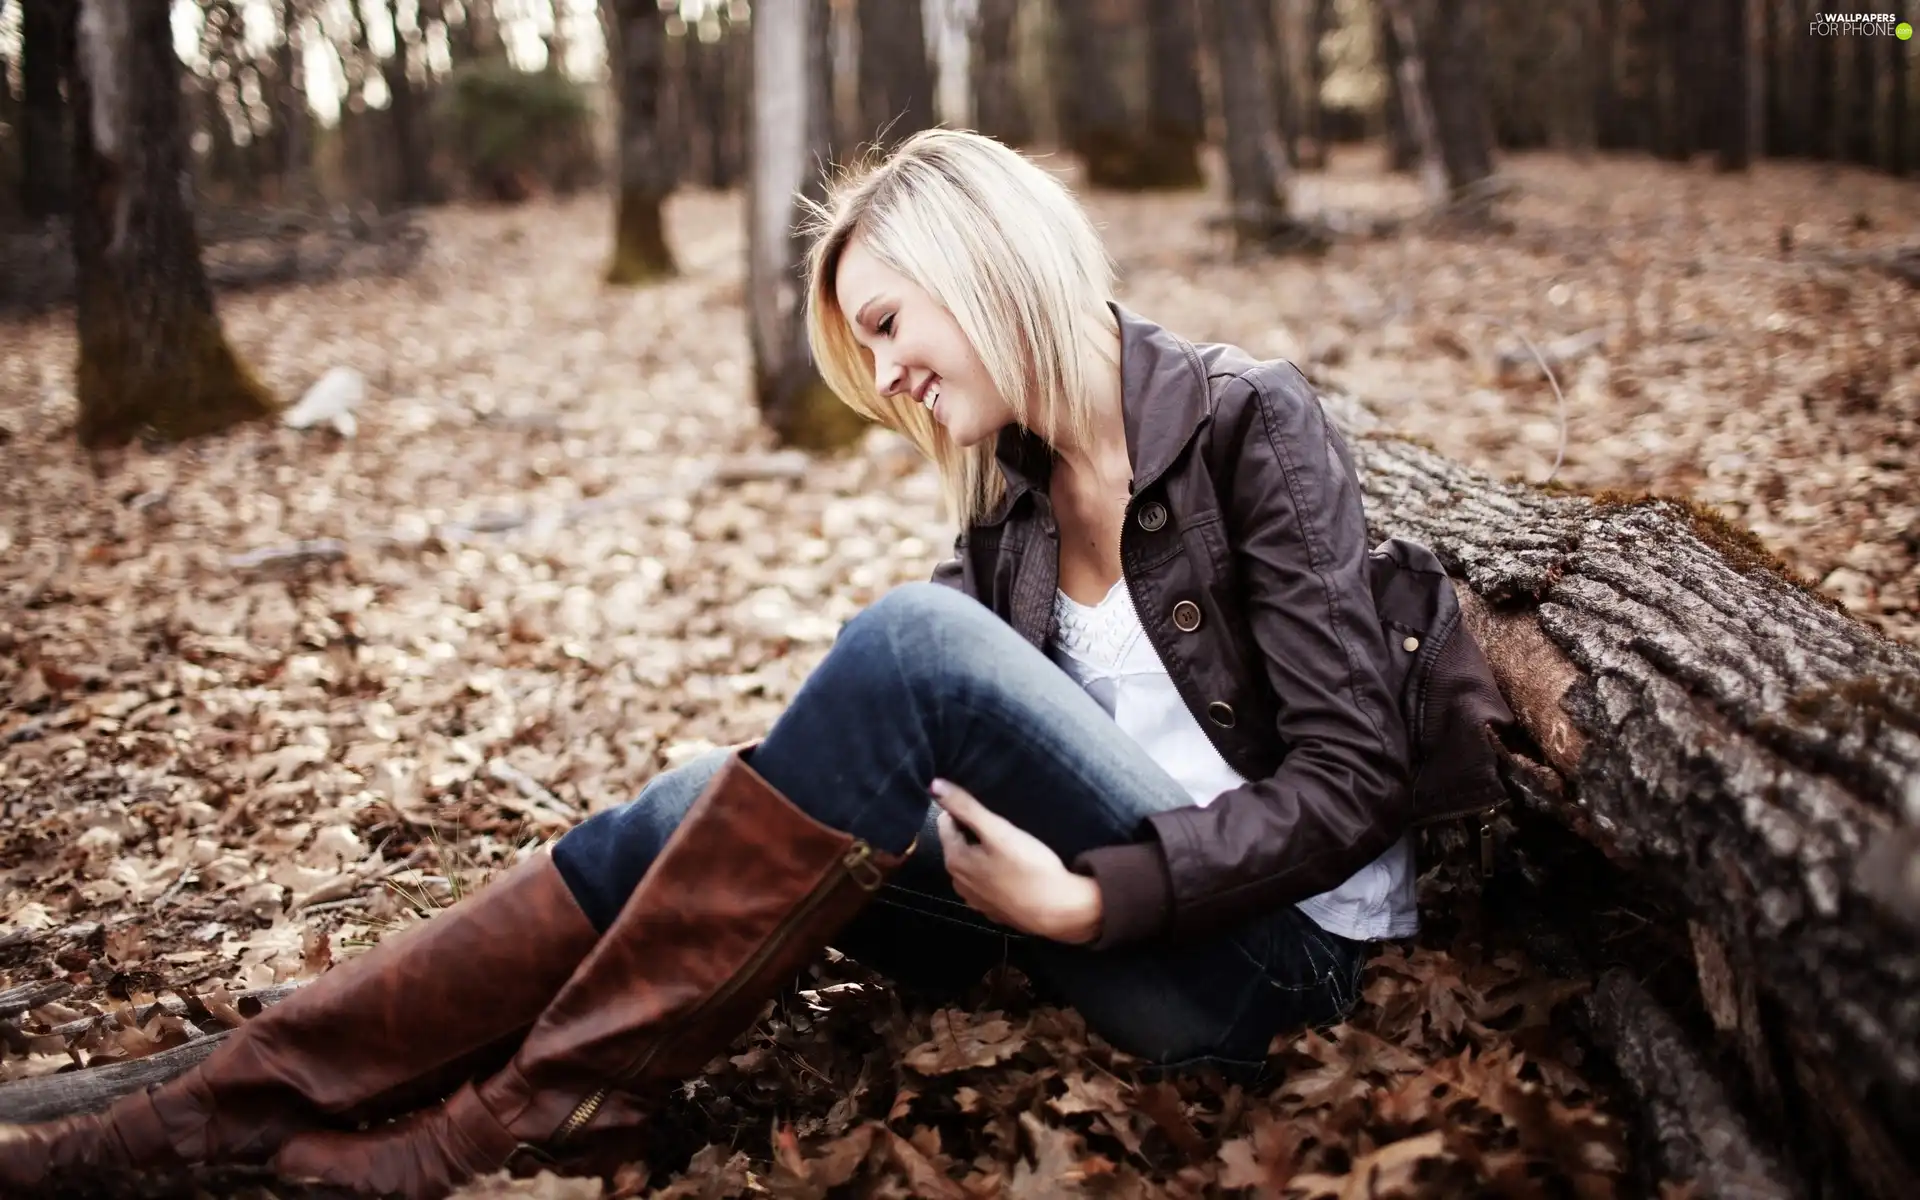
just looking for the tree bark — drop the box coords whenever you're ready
[970,0,1032,147]
[856,0,936,150]
[1379,0,1449,208]
[20,0,71,220]
[1053,0,1152,188]
[1715,0,1753,170]
[1375,0,1417,172]
[1141,0,1206,187]
[1338,421,1920,1200]
[275,0,311,199]
[749,0,864,451]
[1424,0,1495,193]
[1204,0,1292,247]
[605,0,678,284]
[378,0,432,204]
[1301,0,1333,168]
[69,0,276,448]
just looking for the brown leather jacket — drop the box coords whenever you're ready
[930,305,1427,950]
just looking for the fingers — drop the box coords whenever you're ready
[934,809,973,859]
[930,778,1008,840]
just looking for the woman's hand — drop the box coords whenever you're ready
[930,778,1103,945]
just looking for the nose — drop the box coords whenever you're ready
[873,351,906,398]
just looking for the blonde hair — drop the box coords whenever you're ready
[803,129,1118,527]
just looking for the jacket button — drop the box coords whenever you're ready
[1137,502,1168,532]
[1207,701,1237,728]
[1403,635,1420,652]
[1172,600,1202,632]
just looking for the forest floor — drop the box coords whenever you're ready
[0,146,1915,1198]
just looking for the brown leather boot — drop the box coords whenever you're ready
[271,751,906,1198]
[0,851,599,1189]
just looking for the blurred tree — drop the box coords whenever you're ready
[605,0,678,283]
[1247,0,1297,167]
[751,0,864,450]
[856,0,936,148]
[275,0,313,198]
[1205,0,1291,244]
[1053,0,1139,187]
[449,0,505,60]
[1056,0,1201,188]
[1713,0,1755,171]
[376,0,435,203]
[1301,0,1332,168]
[20,0,71,219]
[1143,0,1205,187]
[67,0,275,445]
[970,0,1031,146]
[1424,0,1493,193]
[435,59,597,201]
[1379,0,1450,206]
[683,7,749,189]
[1373,0,1415,171]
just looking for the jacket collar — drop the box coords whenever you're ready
[985,304,1210,522]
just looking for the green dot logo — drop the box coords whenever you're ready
[1898,20,1914,39]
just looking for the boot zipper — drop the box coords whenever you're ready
[551,840,883,1146]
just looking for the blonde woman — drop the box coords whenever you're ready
[2,130,1508,1198]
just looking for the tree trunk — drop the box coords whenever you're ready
[379,0,432,204]
[605,0,678,284]
[750,0,864,451]
[1205,0,1291,245]
[275,0,311,199]
[1843,13,1878,165]
[971,0,1032,147]
[1379,0,1449,207]
[1053,0,1150,188]
[1424,0,1495,193]
[856,0,936,149]
[1247,0,1297,168]
[1375,0,1417,172]
[1301,0,1332,168]
[20,0,72,219]
[1341,422,1920,1200]
[1811,9,1839,160]
[1714,0,1753,170]
[69,0,276,447]
[1591,0,1631,150]
[1141,0,1205,187]
[684,13,734,188]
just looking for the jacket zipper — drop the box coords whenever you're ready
[550,841,883,1146]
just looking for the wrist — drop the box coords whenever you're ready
[1054,875,1104,945]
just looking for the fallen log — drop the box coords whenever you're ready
[0,986,300,1122]
[1582,969,1799,1200]
[1344,420,1920,1198]
[0,1034,231,1124]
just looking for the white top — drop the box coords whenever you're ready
[1048,580,1418,942]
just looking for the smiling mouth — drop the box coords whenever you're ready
[918,376,942,413]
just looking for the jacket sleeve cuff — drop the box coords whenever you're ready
[1071,841,1174,950]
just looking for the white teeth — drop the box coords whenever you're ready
[923,384,940,411]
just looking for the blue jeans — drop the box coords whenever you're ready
[552,583,1367,1079]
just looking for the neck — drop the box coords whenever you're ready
[1048,325,1130,490]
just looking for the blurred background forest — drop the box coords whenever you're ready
[2,0,1916,220]
[2,2,1919,1198]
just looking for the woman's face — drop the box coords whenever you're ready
[834,235,1016,449]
